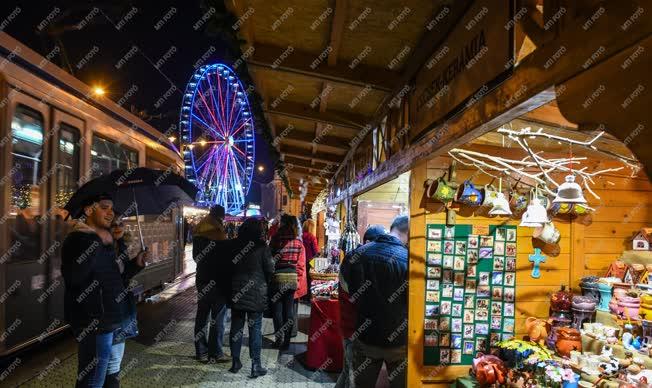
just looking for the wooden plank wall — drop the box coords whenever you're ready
[407,157,652,386]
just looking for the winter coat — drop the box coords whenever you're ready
[302,231,318,261]
[61,222,143,335]
[271,228,307,299]
[341,234,408,348]
[229,240,274,312]
[193,214,226,241]
[193,220,233,306]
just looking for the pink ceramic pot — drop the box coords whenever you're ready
[617,296,641,319]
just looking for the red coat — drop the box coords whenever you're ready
[302,231,318,261]
[295,245,307,299]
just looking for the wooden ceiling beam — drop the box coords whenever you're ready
[248,43,396,92]
[265,101,368,130]
[281,132,350,153]
[281,145,342,164]
[327,0,348,66]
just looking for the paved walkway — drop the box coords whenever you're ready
[2,286,338,387]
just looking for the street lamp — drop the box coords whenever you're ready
[92,86,106,96]
[257,165,265,172]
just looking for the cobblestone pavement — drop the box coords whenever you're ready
[2,286,338,387]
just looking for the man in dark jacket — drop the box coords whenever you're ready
[193,205,231,363]
[62,193,148,388]
[343,215,409,388]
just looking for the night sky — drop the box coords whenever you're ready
[2,0,275,202]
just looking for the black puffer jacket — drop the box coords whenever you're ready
[194,236,234,305]
[229,240,274,312]
[61,222,142,335]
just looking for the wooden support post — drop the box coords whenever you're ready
[446,161,457,225]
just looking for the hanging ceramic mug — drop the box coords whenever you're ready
[533,221,561,244]
[550,202,572,215]
[571,203,591,216]
[481,184,499,207]
[457,180,483,206]
[537,194,552,210]
[426,177,456,203]
[509,190,528,213]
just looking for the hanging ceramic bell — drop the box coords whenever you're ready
[520,196,549,227]
[488,192,512,216]
[553,175,587,204]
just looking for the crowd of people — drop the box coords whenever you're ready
[61,192,409,387]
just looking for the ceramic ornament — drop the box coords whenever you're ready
[528,248,546,278]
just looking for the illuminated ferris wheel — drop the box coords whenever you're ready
[179,63,255,214]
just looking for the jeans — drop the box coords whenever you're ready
[334,338,354,388]
[229,310,263,363]
[351,339,406,388]
[76,330,124,388]
[272,289,295,344]
[194,299,227,358]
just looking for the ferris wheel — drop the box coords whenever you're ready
[179,63,255,214]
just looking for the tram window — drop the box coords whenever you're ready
[56,123,81,208]
[9,104,44,260]
[90,135,139,178]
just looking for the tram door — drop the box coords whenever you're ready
[3,94,51,349]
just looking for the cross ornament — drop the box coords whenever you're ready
[528,248,546,278]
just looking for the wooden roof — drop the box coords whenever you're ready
[227,0,463,204]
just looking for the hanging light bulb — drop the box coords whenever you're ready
[553,175,586,204]
[489,178,512,216]
[520,192,549,227]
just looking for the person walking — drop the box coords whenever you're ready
[270,214,306,349]
[343,215,409,388]
[302,219,318,300]
[228,218,274,377]
[193,205,231,363]
[336,225,386,388]
[62,193,148,388]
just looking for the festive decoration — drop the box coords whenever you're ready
[553,175,586,204]
[528,248,546,278]
[179,63,255,214]
[520,197,549,227]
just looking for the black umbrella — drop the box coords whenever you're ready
[64,167,198,249]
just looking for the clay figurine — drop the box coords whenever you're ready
[525,317,550,346]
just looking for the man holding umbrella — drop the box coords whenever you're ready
[62,193,149,388]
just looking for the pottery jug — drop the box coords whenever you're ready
[555,327,582,358]
[509,190,528,213]
[481,184,499,207]
[525,317,550,345]
[426,177,456,204]
[457,180,483,206]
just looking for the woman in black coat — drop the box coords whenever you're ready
[228,218,274,377]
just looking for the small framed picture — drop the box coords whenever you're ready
[480,236,494,247]
[424,333,438,346]
[491,301,503,316]
[476,323,489,335]
[452,318,462,332]
[504,303,515,317]
[506,242,517,257]
[427,266,442,279]
[504,287,515,302]
[506,257,516,271]
[451,333,462,348]
[491,316,502,330]
[492,287,503,300]
[443,255,454,268]
[494,241,505,256]
[502,332,514,341]
[503,318,515,332]
[454,272,465,286]
[451,349,462,364]
[452,303,462,317]
[477,286,491,298]
[426,291,439,302]
[463,309,474,323]
[479,247,493,259]
[490,333,501,346]
[427,240,442,253]
[475,308,488,321]
[453,287,464,301]
[479,272,490,285]
[495,228,506,241]
[504,272,515,286]
[468,235,479,249]
[463,340,475,355]
[439,317,450,332]
[455,241,467,256]
[444,241,455,254]
[453,256,465,271]
[428,228,443,240]
[468,250,479,263]
[507,229,516,242]
[464,295,475,309]
[463,325,474,339]
[426,305,440,317]
[441,301,452,315]
[466,264,477,277]
[493,257,505,271]
[426,280,440,290]
[442,284,453,298]
[476,299,489,309]
[476,337,488,352]
[440,348,450,363]
[427,253,442,265]
[440,333,450,347]
[465,279,477,293]
[424,318,438,330]
[443,270,453,283]
[445,226,455,239]
[492,272,503,285]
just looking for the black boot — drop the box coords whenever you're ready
[229,358,242,373]
[103,372,120,388]
[250,361,267,378]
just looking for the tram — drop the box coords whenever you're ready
[0,32,186,356]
